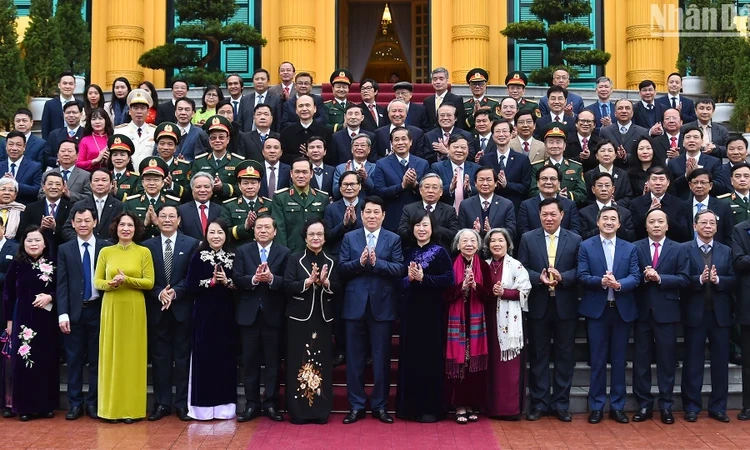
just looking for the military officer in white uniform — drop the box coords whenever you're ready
[115,88,156,169]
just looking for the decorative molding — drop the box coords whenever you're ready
[106,25,145,42]
[452,70,469,84]
[626,70,664,87]
[106,70,144,86]
[625,25,663,42]
[451,25,490,41]
[279,25,316,42]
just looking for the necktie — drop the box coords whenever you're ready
[523,142,529,154]
[260,247,268,264]
[652,242,660,267]
[0,209,7,225]
[164,238,173,282]
[115,172,122,182]
[199,204,208,235]
[425,204,433,213]
[268,166,277,198]
[582,138,589,151]
[701,124,710,145]
[49,202,57,217]
[554,115,560,122]
[314,167,323,176]
[671,97,677,108]
[689,157,697,168]
[82,242,92,300]
[68,130,76,138]
[647,104,653,110]
[137,127,142,138]
[351,132,356,139]
[232,101,239,117]
[257,94,264,106]
[247,200,255,212]
[260,133,267,143]
[498,155,506,171]
[367,232,375,249]
[670,136,677,148]
[96,199,104,220]
[149,198,156,206]
[401,159,408,167]
[454,166,464,214]
[480,138,487,151]
[553,162,561,170]
[300,191,307,201]
[702,244,710,254]
[181,128,187,136]
[601,103,609,118]
[604,239,615,300]
[443,132,450,145]
[368,103,377,122]
[482,200,490,212]
[10,163,16,177]
[620,126,627,134]
[283,86,290,99]
[62,170,70,182]
[435,95,443,112]
[697,203,704,212]
[547,234,557,268]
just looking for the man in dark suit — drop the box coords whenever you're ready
[0,219,18,418]
[470,110,495,162]
[330,105,376,165]
[633,80,668,134]
[480,121,532,211]
[56,207,112,420]
[458,166,517,239]
[177,172,232,241]
[719,136,748,185]
[583,141,633,205]
[422,103,474,164]
[338,196,405,424]
[666,125,729,199]
[397,173,459,249]
[533,86,577,141]
[656,73,697,123]
[686,169,733,245]
[565,110,602,172]
[233,215,290,422]
[392,81,429,132]
[629,166,692,243]
[155,79,188,125]
[632,208,689,425]
[579,173,635,241]
[260,138,291,199]
[18,171,71,250]
[0,108,49,164]
[598,99,650,160]
[517,166,581,238]
[577,206,641,424]
[279,73,329,130]
[305,136,335,194]
[584,76,617,134]
[41,71,76,140]
[173,98,207,162]
[681,210,735,423]
[431,134,479,208]
[519,198,582,422]
[243,104,279,163]
[653,108,684,163]
[358,79,390,132]
[372,127,430,231]
[239,69,282,132]
[0,131,43,205]
[142,205,200,421]
[45,100,85,168]
[332,134,377,201]
[423,67,466,131]
[279,94,332,166]
[538,68,585,116]
[63,169,123,242]
[371,100,426,160]
[684,98,731,159]
[732,217,750,421]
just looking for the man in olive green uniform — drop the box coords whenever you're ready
[719,162,750,225]
[191,115,243,203]
[108,134,142,201]
[124,157,181,240]
[224,159,272,244]
[464,68,501,130]
[505,70,541,119]
[323,69,355,132]
[529,123,586,206]
[154,122,191,200]
[271,156,329,252]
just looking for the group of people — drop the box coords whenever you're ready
[0,62,749,428]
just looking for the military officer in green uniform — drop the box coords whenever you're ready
[464,68,501,130]
[108,134,142,201]
[718,162,750,225]
[323,69,355,132]
[224,159,272,244]
[124,156,181,240]
[154,121,192,200]
[529,123,586,206]
[191,115,243,203]
[271,157,329,253]
[505,70,541,119]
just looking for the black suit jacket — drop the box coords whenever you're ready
[518,228,582,320]
[41,98,65,140]
[517,195,581,238]
[0,239,20,324]
[177,202,232,241]
[359,102,390,132]
[142,233,200,324]
[330,129,376,165]
[583,167,633,204]
[238,91,283,132]
[62,195,123,242]
[578,203,636,241]
[279,93,329,130]
[372,125,426,160]
[19,198,72,248]
[656,95,697,123]
[244,130,279,163]
[259,162,291,198]
[56,238,112,323]
[279,122,333,166]
[652,133,683,162]
[634,238,689,323]
[155,100,177,125]
[681,240,735,327]
[686,195,734,246]
[480,149,532,210]
[564,134,602,172]
[45,127,84,168]
[405,103,429,132]
[234,241,291,327]
[311,164,335,194]
[397,201,459,249]
[457,194,517,239]
[732,220,750,325]
[633,101,668,130]
[666,153,729,199]
[421,127,474,164]
[323,199,363,259]
[423,92,466,131]
[629,193,691,242]
[533,115,576,141]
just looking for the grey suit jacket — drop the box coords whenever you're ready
[238,91,282,132]
[39,166,91,203]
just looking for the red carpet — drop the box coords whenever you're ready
[246,414,502,450]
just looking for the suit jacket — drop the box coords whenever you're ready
[0,134,49,164]
[43,167,91,203]
[176,126,207,161]
[233,241,291,327]
[62,195,123,242]
[458,194,517,240]
[633,101,668,130]
[430,159,479,204]
[397,201,459,249]
[41,97,66,140]
[517,195,580,238]
[0,158,43,204]
[480,149,532,210]
[732,220,750,325]
[422,127,474,164]
[539,92,585,116]
[311,163,335,194]
[142,233,200,324]
[44,127,85,168]
[372,125,426,160]
[681,240,735,327]
[682,120,730,159]
[323,199,363,258]
[564,133,602,172]
[359,102,390,132]
[155,100,177,125]
[578,203,635,241]
[332,160,376,200]
[279,93,329,130]
[533,115,577,141]
[686,195,734,246]
[652,132,684,163]
[583,166,633,204]
[471,133,497,162]
[584,100,618,134]
[629,193,692,242]
[656,95,697,123]
[177,201,232,241]
[372,153,430,231]
[338,228,405,321]
[259,161,291,198]
[423,92,467,131]
[599,123,650,157]
[577,236,641,321]
[330,128,375,165]
[238,91,283,132]
[666,153,729,200]
[509,136,546,163]
[518,228,582,320]
[55,238,112,323]
[634,238,689,323]
[279,121,333,166]
[243,130,279,164]
[405,103,429,132]
[18,198,72,247]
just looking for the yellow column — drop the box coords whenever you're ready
[105,0,146,87]
[430,0,453,76]
[604,0,628,89]
[488,0,508,84]
[277,0,317,80]
[315,0,336,82]
[625,0,675,91]
[142,0,167,87]
[451,0,490,85]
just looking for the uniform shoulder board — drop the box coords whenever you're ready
[485,96,497,102]
[261,196,272,202]
[130,171,140,176]
[324,99,333,104]
[275,187,290,194]
[464,98,473,104]
[194,152,209,159]
[223,197,238,204]
[230,153,245,160]
[567,159,582,166]
[125,195,142,202]
[146,123,156,128]
[177,159,191,166]
[531,159,545,166]
[165,194,181,202]
[717,193,733,199]
[115,123,128,129]
[313,188,328,196]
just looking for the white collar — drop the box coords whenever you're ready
[364,227,381,241]
[423,201,437,210]
[343,197,358,207]
[696,238,714,249]
[550,112,564,121]
[242,196,258,204]
[478,132,492,140]
[600,235,617,246]
[435,91,447,99]
[649,237,666,247]
[479,193,494,203]
[693,197,708,207]
[596,200,613,209]
[545,228,561,239]
[397,154,409,165]
[93,194,108,203]
[181,123,192,134]
[598,164,613,175]
[76,235,95,248]
[195,201,209,210]
[265,161,278,170]
[300,120,313,129]
[641,100,654,108]
[548,156,564,166]
[440,127,454,135]
[160,233,178,246]
[618,121,632,129]
[651,193,665,202]
[450,160,465,171]
[257,241,273,253]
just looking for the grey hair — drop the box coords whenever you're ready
[595,76,613,86]
[351,133,372,147]
[0,177,19,192]
[419,172,442,188]
[387,99,408,112]
[484,227,514,256]
[452,228,481,253]
[190,171,214,189]
[431,67,449,78]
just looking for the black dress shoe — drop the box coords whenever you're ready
[709,411,730,423]
[176,408,192,422]
[147,405,170,421]
[237,407,260,423]
[588,410,603,424]
[342,409,365,424]
[525,408,544,421]
[40,411,54,419]
[684,411,698,422]
[264,406,284,422]
[738,408,750,421]
[730,352,742,365]
[372,409,394,424]
[632,408,653,422]
[2,408,15,418]
[553,410,572,422]
[660,409,674,424]
[87,406,98,420]
[66,406,83,420]
[19,414,32,422]
[609,410,629,424]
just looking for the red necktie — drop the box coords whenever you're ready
[523,142,529,154]
[652,242,660,267]
[283,86,290,99]
[670,137,677,148]
[351,132,356,138]
[582,138,589,150]
[199,204,208,235]
[368,104,377,122]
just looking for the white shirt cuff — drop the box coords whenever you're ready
[58,314,70,324]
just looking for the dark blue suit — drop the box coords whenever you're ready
[338,228,405,411]
[56,238,112,410]
[457,194,516,240]
[0,135,49,164]
[633,238,690,412]
[371,125,425,160]
[176,126,206,161]
[577,236,641,411]
[517,195,581,239]
[480,149,531,210]
[177,202,231,241]
[633,101,668,130]
[330,129,375,165]
[584,101,617,134]
[45,127,84,168]
[372,153,429,231]
[533,115,577,141]
[681,240,735,414]
[430,160,479,205]
[260,162,291,198]
[0,157,43,204]
[518,228,582,412]
[656,95,697,123]
[667,153,730,200]
[421,127,474,164]
[311,164,335,194]
[332,161,376,200]
[405,103,429,132]
[41,97,65,140]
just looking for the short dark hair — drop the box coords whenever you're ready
[491,119,514,134]
[292,156,313,171]
[295,72,313,83]
[72,207,98,222]
[536,165,560,181]
[514,109,536,124]
[592,172,614,185]
[647,165,670,180]
[687,167,712,183]
[645,207,668,222]
[731,162,750,176]
[345,103,363,113]
[447,134,469,146]
[638,80,656,90]
[597,205,620,221]
[63,100,83,112]
[727,135,748,149]
[361,78,379,92]
[57,139,79,153]
[226,73,244,87]
[682,124,703,138]
[306,135,327,150]
[252,68,270,80]
[15,225,51,262]
[695,97,715,109]
[59,70,75,81]
[667,72,682,81]
[6,130,26,143]
[109,211,145,243]
[171,79,189,89]
[390,126,412,142]
[43,171,64,184]
[197,218,235,252]
[156,204,180,217]
[90,168,112,181]
[474,109,492,121]
[176,97,196,110]
[300,217,326,241]
[538,197,562,212]
[13,108,33,121]
[339,170,361,185]
[363,195,385,211]
[546,85,568,99]
[254,214,276,229]
[254,103,273,115]
[407,209,436,245]
[474,166,496,183]
[595,139,616,153]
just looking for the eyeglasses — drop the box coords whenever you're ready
[690,180,711,186]
[204,92,219,97]
[341,182,359,188]
[577,119,595,124]
[360,86,374,91]
[697,221,717,226]
[594,184,612,189]
[539,177,559,182]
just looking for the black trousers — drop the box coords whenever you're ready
[240,310,282,409]
[148,311,192,410]
[632,312,677,411]
[63,303,101,409]
[741,325,750,407]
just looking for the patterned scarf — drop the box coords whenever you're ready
[446,253,488,379]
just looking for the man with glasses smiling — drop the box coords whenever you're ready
[538,68,585,117]
[564,110,601,172]
[530,124,586,207]
[359,79,390,132]
[518,165,580,238]
[509,108,546,163]
[332,134,376,200]
[279,72,329,130]
[191,115,242,203]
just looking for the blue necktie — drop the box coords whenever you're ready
[10,163,16,178]
[601,103,608,118]
[260,247,268,264]
[367,233,376,249]
[82,242,92,300]
[604,239,614,300]
[62,170,70,182]
[232,101,239,117]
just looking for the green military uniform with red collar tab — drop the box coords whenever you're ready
[123,193,181,240]
[325,69,354,132]
[113,170,142,201]
[718,191,750,225]
[224,196,272,244]
[529,158,586,207]
[270,186,329,253]
[163,158,192,200]
[190,151,243,202]
[464,67,501,130]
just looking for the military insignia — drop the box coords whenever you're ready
[226,166,235,170]
[553,127,561,134]
[149,159,158,168]
[212,117,221,125]
[312,202,322,206]
[120,184,130,189]
[339,71,345,77]
[566,169,575,174]
[136,92,143,98]
[495,105,502,116]
[114,137,122,145]
[258,207,269,214]
[513,74,520,81]
[164,124,173,133]
[288,202,299,206]
[173,170,182,175]
[535,109,542,118]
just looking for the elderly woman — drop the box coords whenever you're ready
[484,228,531,420]
[446,228,492,424]
[0,178,25,240]
[396,210,454,422]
